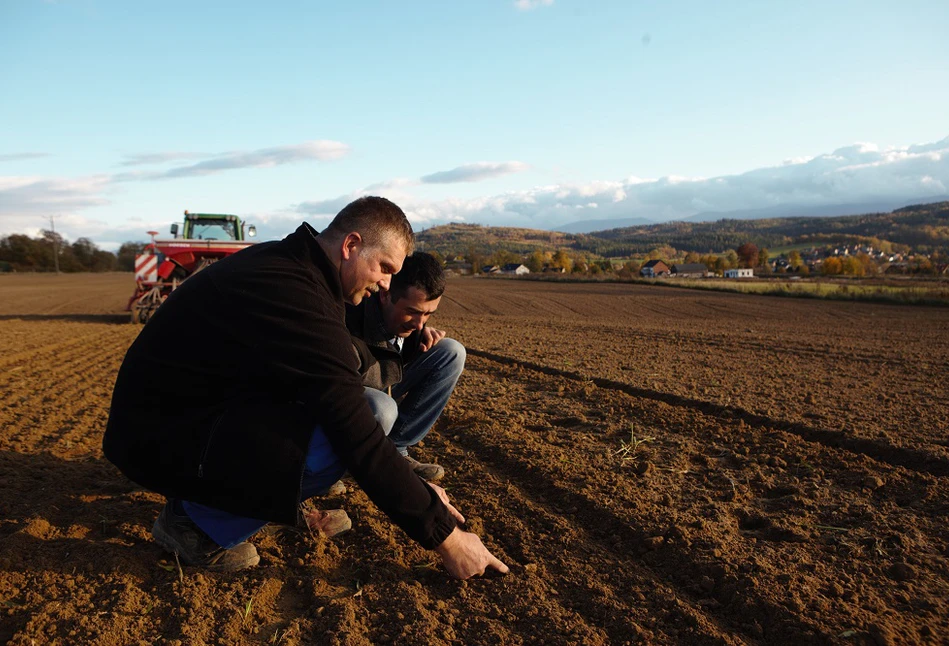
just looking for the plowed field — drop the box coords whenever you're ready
[1,273,947,645]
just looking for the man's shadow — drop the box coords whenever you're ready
[0,450,165,578]
[0,314,129,324]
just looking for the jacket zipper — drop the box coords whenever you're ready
[198,411,226,478]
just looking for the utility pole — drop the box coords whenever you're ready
[47,214,61,274]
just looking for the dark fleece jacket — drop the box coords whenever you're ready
[103,223,456,549]
[345,293,423,391]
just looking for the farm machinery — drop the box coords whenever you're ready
[128,211,257,323]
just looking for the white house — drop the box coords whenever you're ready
[501,263,530,275]
[724,268,754,278]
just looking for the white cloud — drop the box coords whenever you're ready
[119,151,209,166]
[0,153,51,163]
[514,0,553,10]
[116,140,351,180]
[420,161,529,184]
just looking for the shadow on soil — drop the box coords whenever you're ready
[469,348,949,478]
[0,313,130,324]
[0,450,162,575]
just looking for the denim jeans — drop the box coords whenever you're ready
[184,387,392,549]
[387,338,465,456]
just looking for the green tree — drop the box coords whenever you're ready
[757,247,770,268]
[117,241,148,272]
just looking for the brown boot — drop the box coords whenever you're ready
[303,509,352,538]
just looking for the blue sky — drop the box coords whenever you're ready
[2,0,948,248]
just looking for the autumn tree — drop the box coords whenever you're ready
[822,257,843,275]
[736,242,759,268]
[788,250,803,271]
[525,249,546,273]
[552,249,572,272]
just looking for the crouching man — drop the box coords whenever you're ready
[347,252,463,482]
[103,196,507,579]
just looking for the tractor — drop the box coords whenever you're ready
[128,211,257,323]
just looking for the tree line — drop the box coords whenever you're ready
[0,231,145,273]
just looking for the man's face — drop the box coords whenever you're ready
[379,286,441,338]
[339,234,406,306]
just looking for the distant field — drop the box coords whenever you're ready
[518,272,949,306]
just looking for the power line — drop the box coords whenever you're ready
[46,214,61,274]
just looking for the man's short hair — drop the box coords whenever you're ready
[324,196,415,254]
[390,252,446,302]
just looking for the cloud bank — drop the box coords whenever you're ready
[289,136,949,233]
[1,136,947,245]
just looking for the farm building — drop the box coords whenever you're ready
[640,260,670,277]
[724,268,754,278]
[671,263,709,278]
[481,265,501,274]
[501,263,530,275]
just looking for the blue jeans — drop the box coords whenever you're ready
[385,338,465,456]
[184,387,392,549]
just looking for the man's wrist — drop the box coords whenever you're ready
[434,526,462,554]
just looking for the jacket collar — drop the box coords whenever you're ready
[286,223,343,302]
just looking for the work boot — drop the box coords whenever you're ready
[315,480,347,496]
[151,499,260,572]
[404,454,445,482]
[303,508,352,537]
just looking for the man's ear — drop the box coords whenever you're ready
[340,232,362,260]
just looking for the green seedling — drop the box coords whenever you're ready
[613,424,655,461]
[242,595,254,624]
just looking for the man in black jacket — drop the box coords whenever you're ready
[104,196,507,579]
[346,252,463,482]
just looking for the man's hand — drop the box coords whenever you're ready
[435,526,510,580]
[419,326,446,352]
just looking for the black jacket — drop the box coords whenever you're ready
[103,223,456,549]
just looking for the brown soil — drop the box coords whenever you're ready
[1,273,947,645]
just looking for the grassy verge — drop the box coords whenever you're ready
[664,277,949,305]
[478,273,949,306]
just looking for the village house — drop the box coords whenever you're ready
[481,265,501,274]
[501,263,530,275]
[671,263,709,278]
[724,268,754,278]
[640,259,670,277]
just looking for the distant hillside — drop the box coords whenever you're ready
[682,199,947,223]
[417,202,949,259]
[553,216,655,234]
[416,223,583,257]
[588,201,949,255]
